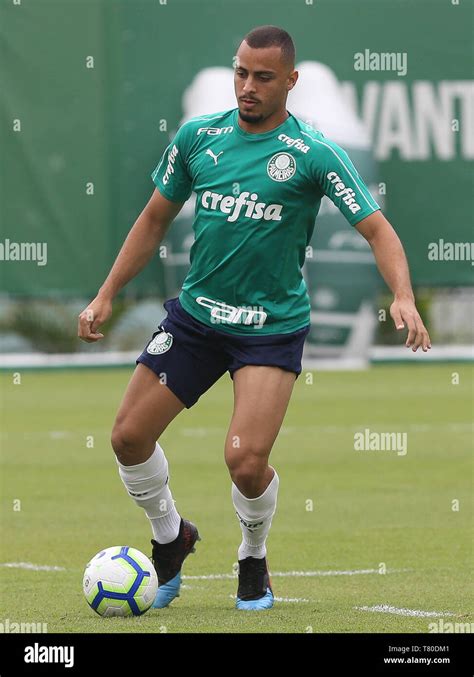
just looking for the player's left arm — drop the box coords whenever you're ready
[355,210,431,352]
[311,135,431,353]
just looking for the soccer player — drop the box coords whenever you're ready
[78,26,431,611]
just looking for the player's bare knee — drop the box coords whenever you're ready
[226,452,268,489]
[111,421,146,464]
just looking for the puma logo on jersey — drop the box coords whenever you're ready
[327,172,362,214]
[201,190,283,223]
[205,149,224,165]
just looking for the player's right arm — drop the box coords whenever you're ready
[77,189,185,343]
[79,122,194,343]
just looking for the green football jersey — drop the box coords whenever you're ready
[151,108,380,335]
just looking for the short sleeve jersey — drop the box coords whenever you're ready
[151,108,380,335]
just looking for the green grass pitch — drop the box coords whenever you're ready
[0,364,472,633]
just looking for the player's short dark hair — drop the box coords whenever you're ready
[242,25,295,68]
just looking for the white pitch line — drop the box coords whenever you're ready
[274,596,309,603]
[0,563,409,580]
[49,431,72,439]
[179,423,473,436]
[272,568,411,577]
[183,573,237,580]
[355,605,455,618]
[183,568,409,580]
[0,562,66,571]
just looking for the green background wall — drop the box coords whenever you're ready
[2,0,472,297]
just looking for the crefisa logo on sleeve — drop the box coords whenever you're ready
[326,171,361,214]
[162,145,179,185]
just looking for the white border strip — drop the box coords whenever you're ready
[0,351,139,369]
[1,345,472,370]
[370,345,474,361]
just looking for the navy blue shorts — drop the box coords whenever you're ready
[136,297,310,408]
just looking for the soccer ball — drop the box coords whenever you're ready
[83,546,158,617]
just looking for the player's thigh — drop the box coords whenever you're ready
[112,363,185,452]
[225,365,296,463]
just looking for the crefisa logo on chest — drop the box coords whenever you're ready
[267,152,297,182]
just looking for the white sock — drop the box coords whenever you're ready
[231,469,279,560]
[117,442,181,544]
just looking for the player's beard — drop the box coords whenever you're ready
[238,108,264,124]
